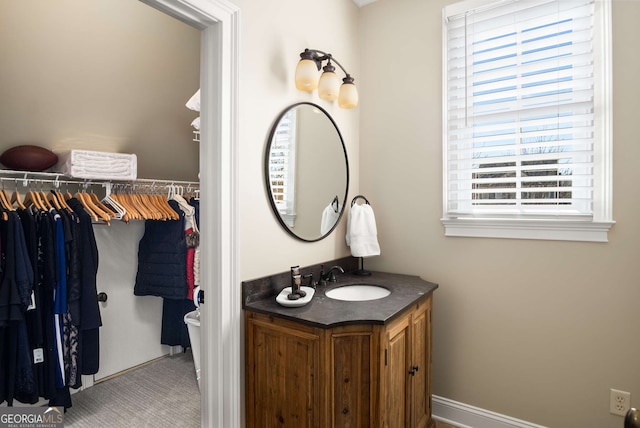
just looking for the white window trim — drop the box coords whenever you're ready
[441,0,615,242]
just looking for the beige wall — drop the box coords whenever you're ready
[234,0,360,280]
[359,0,640,427]
[0,0,200,181]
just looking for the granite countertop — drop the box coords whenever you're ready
[243,270,438,328]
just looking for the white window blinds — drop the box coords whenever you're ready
[268,108,297,226]
[444,0,596,218]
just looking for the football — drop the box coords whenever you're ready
[0,145,59,171]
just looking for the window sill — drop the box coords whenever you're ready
[441,218,615,242]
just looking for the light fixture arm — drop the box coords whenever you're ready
[300,48,353,80]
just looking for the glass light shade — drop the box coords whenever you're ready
[338,82,358,109]
[295,59,319,91]
[318,71,340,101]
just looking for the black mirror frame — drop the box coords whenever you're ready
[264,102,350,242]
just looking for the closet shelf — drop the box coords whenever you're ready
[0,168,199,189]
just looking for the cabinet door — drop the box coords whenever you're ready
[246,316,320,428]
[410,301,432,428]
[383,297,433,428]
[384,316,411,428]
[332,330,374,428]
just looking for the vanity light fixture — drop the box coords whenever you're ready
[295,48,358,109]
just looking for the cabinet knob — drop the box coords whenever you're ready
[97,292,108,303]
[408,365,419,376]
[342,408,349,415]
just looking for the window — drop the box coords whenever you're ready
[442,0,613,242]
[268,108,297,226]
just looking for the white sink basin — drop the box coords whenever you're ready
[325,284,391,302]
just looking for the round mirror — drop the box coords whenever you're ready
[265,102,349,242]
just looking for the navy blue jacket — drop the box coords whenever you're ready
[134,201,187,300]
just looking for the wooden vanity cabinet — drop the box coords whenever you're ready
[245,295,433,428]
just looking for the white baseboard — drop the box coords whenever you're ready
[432,395,548,428]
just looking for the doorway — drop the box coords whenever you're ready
[0,0,240,426]
[139,1,241,426]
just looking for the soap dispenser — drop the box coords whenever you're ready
[288,265,305,300]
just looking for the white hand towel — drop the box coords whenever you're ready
[346,204,380,257]
[320,203,340,235]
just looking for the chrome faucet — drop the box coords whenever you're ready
[319,265,345,285]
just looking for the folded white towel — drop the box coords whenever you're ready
[346,203,380,257]
[186,89,201,112]
[191,116,201,130]
[320,203,340,235]
[55,150,137,180]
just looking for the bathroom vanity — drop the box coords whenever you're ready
[243,261,438,428]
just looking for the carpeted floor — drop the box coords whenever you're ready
[64,351,200,427]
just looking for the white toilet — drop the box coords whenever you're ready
[184,308,201,390]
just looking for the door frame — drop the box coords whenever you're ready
[139,1,241,427]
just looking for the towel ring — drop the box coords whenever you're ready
[332,195,339,213]
[351,194,370,207]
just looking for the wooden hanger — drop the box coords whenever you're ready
[51,190,72,212]
[47,191,62,211]
[89,193,117,219]
[111,194,140,221]
[39,190,53,210]
[105,189,182,221]
[11,189,26,210]
[80,192,111,224]
[130,193,154,220]
[74,192,99,222]
[116,194,140,220]
[0,189,14,211]
[132,194,153,220]
[154,194,178,220]
[146,194,170,220]
[0,188,11,220]
[56,190,72,211]
[24,191,43,210]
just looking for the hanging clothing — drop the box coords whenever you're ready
[133,198,201,348]
[189,198,200,289]
[1,201,101,409]
[162,195,200,348]
[12,213,36,403]
[0,213,30,405]
[68,198,101,376]
[38,209,60,402]
[16,208,43,404]
[52,212,67,389]
[172,194,199,300]
[134,200,187,300]
[160,299,195,348]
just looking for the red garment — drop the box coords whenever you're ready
[185,227,195,300]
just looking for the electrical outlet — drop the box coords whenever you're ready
[610,388,631,416]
